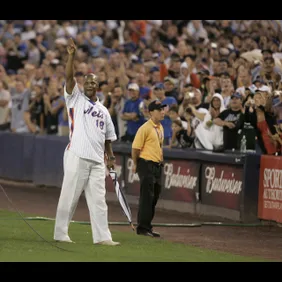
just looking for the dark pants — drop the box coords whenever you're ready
[136,158,162,233]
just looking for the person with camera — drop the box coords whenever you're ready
[184,100,213,150]
[170,119,194,149]
[244,90,280,155]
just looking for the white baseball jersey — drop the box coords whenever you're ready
[64,83,117,163]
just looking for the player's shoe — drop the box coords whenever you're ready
[55,237,75,243]
[95,240,121,246]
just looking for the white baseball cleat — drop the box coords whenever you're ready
[95,240,121,246]
[55,238,75,243]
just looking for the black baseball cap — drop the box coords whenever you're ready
[148,100,167,112]
[231,92,243,100]
[261,49,273,54]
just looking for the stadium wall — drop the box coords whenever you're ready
[0,132,262,222]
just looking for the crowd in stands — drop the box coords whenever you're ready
[1,20,282,155]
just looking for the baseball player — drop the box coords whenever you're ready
[53,38,120,246]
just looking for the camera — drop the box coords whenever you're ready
[185,107,193,114]
[211,42,217,49]
[274,90,282,96]
[184,92,194,99]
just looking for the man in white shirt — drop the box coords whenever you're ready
[0,81,10,127]
[53,38,120,246]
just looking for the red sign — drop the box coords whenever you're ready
[105,154,123,193]
[200,164,243,210]
[258,155,282,224]
[124,157,200,202]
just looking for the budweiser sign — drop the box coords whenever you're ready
[127,158,140,184]
[124,157,140,196]
[205,166,242,195]
[123,157,200,202]
[201,164,243,210]
[161,160,200,202]
[163,163,198,190]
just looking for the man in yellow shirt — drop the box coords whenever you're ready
[132,100,166,237]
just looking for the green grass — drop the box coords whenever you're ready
[0,210,271,262]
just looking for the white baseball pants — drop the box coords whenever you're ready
[54,149,112,244]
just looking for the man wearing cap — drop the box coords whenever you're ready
[164,76,178,101]
[153,82,177,145]
[131,100,165,237]
[121,83,145,142]
[213,92,245,150]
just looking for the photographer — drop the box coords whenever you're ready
[245,90,280,155]
[179,87,209,118]
[185,102,213,150]
[169,119,194,149]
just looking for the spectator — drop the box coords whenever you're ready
[43,78,66,135]
[27,39,40,67]
[164,76,178,101]
[245,90,279,155]
[108,85,127,140]
[0,80,10,130]
[121,83,145,142]
[218,72,234,108]
[153,82,177,145]
[26,84,45,133]
[168,104,187,129]
[184,103,212,150]
[169,119,194,149]
[205,93,226,150]
[8,80,30,133]
[1,19,282,156]
[213,92,245,151]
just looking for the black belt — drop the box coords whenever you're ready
[139,158,164,167]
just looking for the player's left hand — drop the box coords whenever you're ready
[107,159,115,170]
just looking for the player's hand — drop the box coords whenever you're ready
[107,159,115,170]
[67,38,77,55]
[132,164,137,174]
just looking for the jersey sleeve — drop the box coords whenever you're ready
[132,126,146,150]
[105,110,117,142]
[64,82,81,108]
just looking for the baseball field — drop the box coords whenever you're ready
[0,210,272,262]
[0,181,282,262]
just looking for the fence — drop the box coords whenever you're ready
[0,131,263,222]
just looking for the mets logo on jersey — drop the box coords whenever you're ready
[84,106,105,130]
[84,106,104,118]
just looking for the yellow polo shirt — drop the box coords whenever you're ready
[132,119,164,163]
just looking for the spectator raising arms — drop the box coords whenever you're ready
[1,20,282,155]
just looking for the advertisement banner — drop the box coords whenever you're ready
[258,155,282,224]
[124,156,200,202]
[161,160,200,202]
[105,154,124,193]
[200,164,243,210]
[124,156,141,196]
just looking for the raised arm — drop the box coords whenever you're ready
[65,38,77,95]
